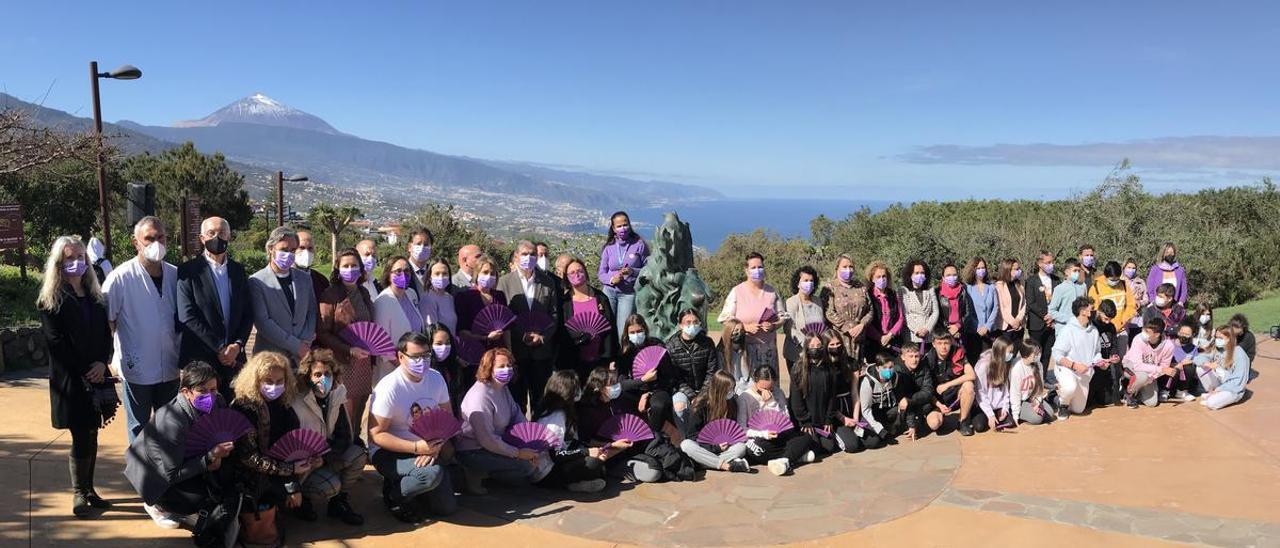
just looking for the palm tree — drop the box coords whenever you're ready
[306,202,363,267]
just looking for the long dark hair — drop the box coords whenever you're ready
[535,370,580,433]
[581,366,615,404]
[691,370,737,422]
[792,333,828,398]
[620,313,651,354]
[603,211,645,247]
[329,248,365,286]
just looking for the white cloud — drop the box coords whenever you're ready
[901,136,1280,171]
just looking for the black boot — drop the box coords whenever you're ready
[83,454,111,509]
[293,497,319,521]
[326,492,365,525]
[69,457,92,518]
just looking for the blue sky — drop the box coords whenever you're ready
[2,1,1277,200]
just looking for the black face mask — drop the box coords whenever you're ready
[1178,335,1192,345]
[806,349,825,362]
[204,237,228,255]
[1164,254,1176,263]
[731,330,746,344]
[828,346,843,356]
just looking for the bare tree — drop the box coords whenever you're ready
[0,106,101,175]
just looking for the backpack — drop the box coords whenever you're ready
[638,435,697,482]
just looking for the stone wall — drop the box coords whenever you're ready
[0,326,47,372]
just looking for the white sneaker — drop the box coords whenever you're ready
[1159,391,1170,403]
[767,458,791,476]
[566,479,607,493]
[1174,390,1195,402]
[801,450,817,464]
[143,503,180,529]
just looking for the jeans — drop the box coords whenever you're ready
[602,285,635,340]
[370,449,457,514]
[303,444,369,507]
[123,379,179,443]
[456,449,536,486]
[679,440,746,470]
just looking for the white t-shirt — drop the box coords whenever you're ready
[369,366,451,455]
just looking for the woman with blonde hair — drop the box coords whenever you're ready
[37,236,114,518]
[1195,325,1252,410]
[822,254,872,364]
[292,349,366,525]
[456,254,512,373]
[230,352,322,525]
[716,251,788,372]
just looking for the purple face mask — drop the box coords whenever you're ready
[391,271,410,289]
[431,276,449,290]
[975,268,987,281]
[518,254,537,272]
[1082,255,1095,267]
[874,277,888,290]
[260,383,284,402]
[493,367,514,385]
[406,357,429,377]
[838,268,853,283]
[1123,267,1136,279]
[64,258,89,277]
[1042,263,1055,275]
[361,255,376,272]
[944,275,959,287]
[614,225,630,239]
[477,273,495,289]
[798,280,814,295]
[568,271,587,287]
[1012,268,1023,281]
[748,267,765,282]
[273,251,295,270]
[192,392,215,414]
[911,273,926,287]
[338,267,361,284]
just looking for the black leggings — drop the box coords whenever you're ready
[70,427,98,459]
[645,390,674,433]
[857,408,903,450]
[808,425,863,454]
[745,429,812,465]
[538,455,605,488]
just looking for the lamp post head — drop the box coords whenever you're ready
[285,175,309,182]
[104,64,142,80]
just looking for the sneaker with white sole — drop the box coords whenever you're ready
[1159,390,1170,403]
[566,479,607,493]
[800,450,817,464]
[1173,390,1195,402]
[727,458,751,473]
[143,503,180,530]
[767,458,791,476]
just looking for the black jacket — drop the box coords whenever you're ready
[893,360,936,412]
[40,285,113,430]
[935,285,973,329]
[1024,272,1061,332]
[661,332,722,400]
[788,361,845,429]
[176,256,253,368]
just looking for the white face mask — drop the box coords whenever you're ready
[1214,337,1226,350]
[142,241,166,263]
[1200,314,1211,325]
[628,332,646,345]
[537,256,548,271]
[1155,297,1169,307]
[295,249,314,269]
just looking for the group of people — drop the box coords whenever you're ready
[35,210,1256,546]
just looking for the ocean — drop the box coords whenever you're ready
[624,198,891,252]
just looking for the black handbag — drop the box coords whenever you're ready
[89,376,121,429]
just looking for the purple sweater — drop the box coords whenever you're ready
[456,381,525,458]
[598,237,649,293]
[1145,262,1188,305]
[974,352,1011,421]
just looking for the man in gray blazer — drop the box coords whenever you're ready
[249,226,317,362]
[496,240,562,415]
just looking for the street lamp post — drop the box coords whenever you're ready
[90,61,142,261]
[275,171,309,227]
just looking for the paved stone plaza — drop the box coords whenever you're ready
[2,339,1278,547]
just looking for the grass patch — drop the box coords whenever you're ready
[0,264,41,328]
[1216,292,1280,335]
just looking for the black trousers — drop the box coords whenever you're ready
[511,357,554,415]
[538,455,605,488]
[745,429,812,464]
[1029,328,1056,383]
[645,390,675,433]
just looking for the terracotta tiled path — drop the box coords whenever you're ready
[3,339,1278,547]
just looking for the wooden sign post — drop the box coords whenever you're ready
[0,204,26,280]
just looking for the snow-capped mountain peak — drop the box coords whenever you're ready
[174,93,342,135]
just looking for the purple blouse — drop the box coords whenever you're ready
[598,236,649,293]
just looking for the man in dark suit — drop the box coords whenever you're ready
[496,240,562,415]
[404,226,434,295]
[177,217,253,402]
[1024,250,1060,384]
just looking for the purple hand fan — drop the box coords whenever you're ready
[475,303,516,334]
[596,413,655,443]
[814,426,832,438]
[696,419,747,446]
[457,337,485,365]
[410,407,462,443]
[567,311,611,337]
[266,428,330,463]
[759,308,780,324]
[801,321,828,337]
[517,310,555,335]
[341,321,397,358]
[184,408,253,457]
[502,422,561,451]
[747,409,795,434]
[631,346,667,378]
